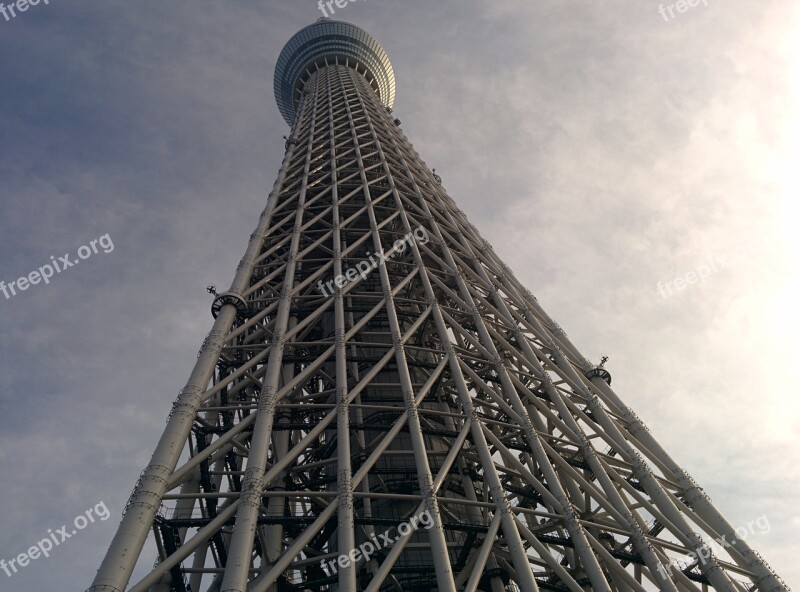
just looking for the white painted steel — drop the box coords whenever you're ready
[89,20,789,592]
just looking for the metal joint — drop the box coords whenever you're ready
[211,291,249,320]
[585,366,612,385]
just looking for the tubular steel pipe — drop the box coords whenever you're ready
[89,123,300,592]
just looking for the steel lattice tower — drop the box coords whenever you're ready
[90,19,789,592]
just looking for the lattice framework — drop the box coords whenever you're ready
[89,30,789,592]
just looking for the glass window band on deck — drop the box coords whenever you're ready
[274,20,396,126]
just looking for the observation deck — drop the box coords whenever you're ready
[274,19,396,126]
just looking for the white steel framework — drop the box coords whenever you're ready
[89,19,789,592]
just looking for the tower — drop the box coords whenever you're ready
[89,19,789,592]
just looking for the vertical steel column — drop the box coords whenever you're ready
[587,376,787,592]
[447,230,678,592]
[347,72,540,592]
[89,112,301,592]
[219,78,320,592]
[327,66,358,591]
[337,66,458,591]
[525,313,739,592]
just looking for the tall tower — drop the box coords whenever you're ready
[90,19,789,592]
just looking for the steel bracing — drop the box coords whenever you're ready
[89,19,789,592]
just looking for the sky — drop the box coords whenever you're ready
[0,0,797,589]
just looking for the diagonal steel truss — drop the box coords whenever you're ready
[89,52,790,592]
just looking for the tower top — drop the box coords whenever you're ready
[274,20,396,125]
